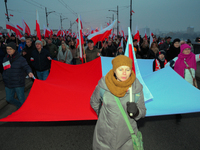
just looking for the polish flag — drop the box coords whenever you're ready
[0,32,2,37]
[131,10,135,15]
[22,19,31,36]
[78,15,84,63]
[56,28,62,37]
[44,25,50,38]
[10,14,13,17]
[30,57,34,61]
[3,61,11,70]
[125,27,153,101]
[5,13,8,16]
[50,29,53,36]
[88,20,117,45]
[36,10,41,40]
[16,24,23,31]
[76,16,83,29]
[6,21,22,39]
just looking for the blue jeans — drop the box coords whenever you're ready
[5,87,25,108]
[36,70,49,80]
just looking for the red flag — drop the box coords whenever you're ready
[107,23,109,26]
[134,30,140,43]
[5,13,8,16]
[7,32,10,37]
[76,35,79,49]
[118,21,120,23]
[23,19,31,36]
[10,14,13,17]
[50,29,53,36]
[88,20,117,45]
[151,32,154,37]
[145,33,147,40]
[36,10,41,40]
[0,32,2,36]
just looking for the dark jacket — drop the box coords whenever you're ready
[2,52,32,88]
[159,42,171,51]
[147,49,157,59]
[166,45,180,62]
[85,47,100,62]
[107,45,116,57]
[22,43,36,66]
[52,38,61,47]
[31,48,51,71]
[48,43,58,58]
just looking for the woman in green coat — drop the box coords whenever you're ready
[90,55,146,150]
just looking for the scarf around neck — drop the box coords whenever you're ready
[105,69,136,97]
[174,52,196,78]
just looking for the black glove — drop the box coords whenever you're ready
[126,102,139,118]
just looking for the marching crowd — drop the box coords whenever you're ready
[0,33,200,108]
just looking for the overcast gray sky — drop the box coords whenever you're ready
[0,0,199,35]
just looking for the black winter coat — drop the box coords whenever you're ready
[31,48,51,71]
[22,44,36,66]
[2,52,32,88]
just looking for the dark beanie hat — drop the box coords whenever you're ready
[7,42,16,50]
[158,50,166,56]
[173,38,180,43]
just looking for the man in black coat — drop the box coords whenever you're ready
[107,40,116,57]
[22,38,36,76]
[31,40,51,80]
[2,42,33,108]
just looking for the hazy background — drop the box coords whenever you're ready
[0,0,199,37]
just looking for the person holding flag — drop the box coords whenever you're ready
[2,42,34,108]
[90,55,146,150]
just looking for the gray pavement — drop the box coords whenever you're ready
[0,63,200,150]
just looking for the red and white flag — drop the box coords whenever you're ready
[149,31,153,48]
[16,24,23,31]
[56,27,62,37]
[36,10,41,40]
[6,21,22,39]
[76,34,79,49]
[87,20,117,45]
[0,32,2,37]
[78,15,84,63]
[3,61,11,70]
[125,27,153,102]
[76,16,83,29]
[22,19,31,36]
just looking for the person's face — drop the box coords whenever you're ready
[104,43,107,48]
[133,41,137,46]
[6,47,15,56]
[118,48,123,53]
[26,40,32,47]
[71,41,74,46]
[36,43,42,50]
[33,37,36,41]
[115,66,131,82]
[48,40,52,44]
[88,42,94,49]
[182,48,191,55]
[108,41,112,46]
[62,44,66,50]
[21,39,25,43]
[159,54,165,60]
[152,43,156,48]
[174,42,180,48]
[11,36,15,40]
[61,41,65,44]
[167,38,171,43]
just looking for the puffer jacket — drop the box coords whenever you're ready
[2,52,32,88]
[90,77,146,150]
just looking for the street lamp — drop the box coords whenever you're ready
[60,15,68,29]
[45,7,55,27]
[108,5,118,36]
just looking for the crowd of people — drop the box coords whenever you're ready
[0,33,200,108]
